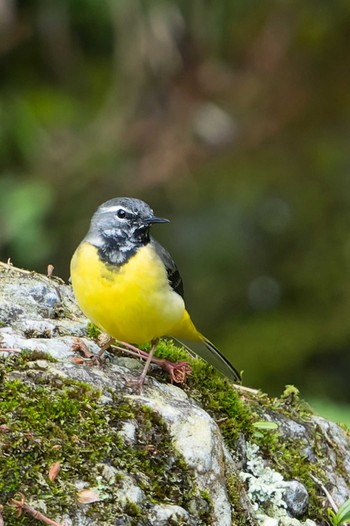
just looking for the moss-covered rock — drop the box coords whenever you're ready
[0,262,349,525]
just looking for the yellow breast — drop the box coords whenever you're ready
[70,242,185,343]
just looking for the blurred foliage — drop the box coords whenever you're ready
[1,0,350,414]
[309,399,350,429]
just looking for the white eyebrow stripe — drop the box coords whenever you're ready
[100,205,131,214]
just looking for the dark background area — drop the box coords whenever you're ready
[1,1,350,423]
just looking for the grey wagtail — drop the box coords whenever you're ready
[70,197,241,385]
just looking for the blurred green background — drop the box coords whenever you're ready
[1,1,350,425]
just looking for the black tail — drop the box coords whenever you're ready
[201,336,241,383]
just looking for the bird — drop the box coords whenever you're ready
[70,197,241,386]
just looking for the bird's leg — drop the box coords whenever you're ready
[112,344,192,384]
[110,341,192,384]
[97,335,116,359]
[137,338,159,388]
[72,336,192,384]
[112,340,146,357]
[72,336,147,364]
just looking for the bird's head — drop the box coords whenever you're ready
[86,197,169,250]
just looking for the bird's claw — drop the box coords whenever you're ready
[71,337,101,365]
[155,359,192,383]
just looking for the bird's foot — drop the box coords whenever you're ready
[71,337,144,366]
[71,337,101,365]
[126,359,191,394]
[71,337,192,385]
[155,359,192,384]
[112,342,192,384]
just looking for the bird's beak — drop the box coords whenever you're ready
[145,216,170,224]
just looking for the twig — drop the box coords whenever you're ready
[0,261,31,275]
[233,384,260,395]
[0,504,4,526]
[10,494,64,526]
[310,473,338,513]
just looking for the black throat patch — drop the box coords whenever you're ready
[97,242,138,267]
[96,227,150,268]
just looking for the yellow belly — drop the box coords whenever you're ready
[70,242,185,343]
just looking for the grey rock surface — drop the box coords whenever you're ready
[0,262,349,526]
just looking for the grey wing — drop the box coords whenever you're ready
[152,239,184,298]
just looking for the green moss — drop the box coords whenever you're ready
[281,384,300,399]
[0,351,212,525]
[87,322,102,339]
[109,339,346,524]
[122,499,142,518]
[153,339,254,447]
[227,474,254,526]
[248,396,328,524]
[1,339,342,525]
[0,349,57,372]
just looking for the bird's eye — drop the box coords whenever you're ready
[116,208,127,219]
